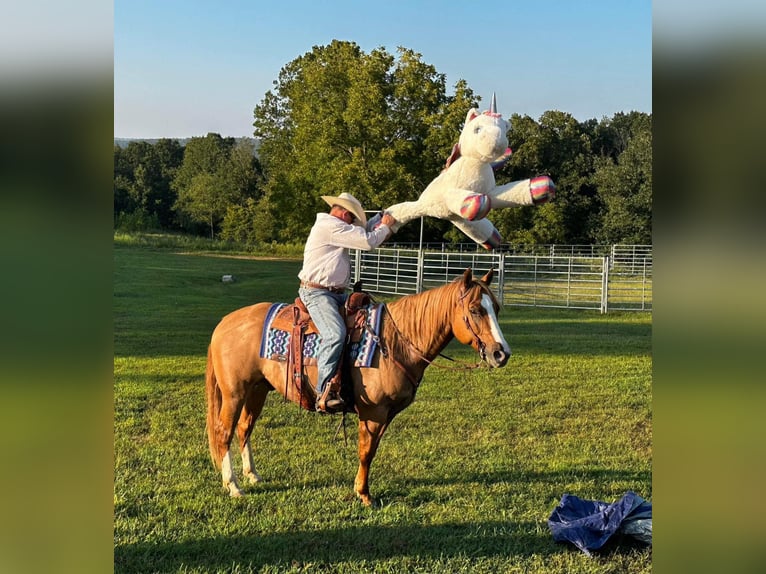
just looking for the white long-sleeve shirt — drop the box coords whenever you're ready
[298,213,391,289]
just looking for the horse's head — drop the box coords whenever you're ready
[452,268,511,368]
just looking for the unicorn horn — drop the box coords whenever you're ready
[489,92,497,114]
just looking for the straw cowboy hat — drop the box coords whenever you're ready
[321,192,367,227]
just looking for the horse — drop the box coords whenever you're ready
[205,268,511,506]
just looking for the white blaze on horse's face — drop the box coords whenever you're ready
[481,294,511,364]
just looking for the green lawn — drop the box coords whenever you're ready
[114,241,652,573]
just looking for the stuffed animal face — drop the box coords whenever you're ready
[458,109,511,163]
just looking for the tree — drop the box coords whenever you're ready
[592,125,652,244]
[590,111,652,160]
[172,133,240,238]
[151,138,184,227]
[113,139,183,230]
[252,40,479,243]
[220,196,275,246]
[219,140,267,245]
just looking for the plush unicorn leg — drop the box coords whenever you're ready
[380,201,430,232]
[450,217,502,249]
[376,196,500,250]
[379,188,492,232]
[490,175,555,207]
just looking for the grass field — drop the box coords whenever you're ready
[114,240,652,573]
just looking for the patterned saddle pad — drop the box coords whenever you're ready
[259,302,383,368]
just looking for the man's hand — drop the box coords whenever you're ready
[380,212,396,228]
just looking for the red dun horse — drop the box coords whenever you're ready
[206,268,510,505]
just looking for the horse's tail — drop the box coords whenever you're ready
[205,345,222,469]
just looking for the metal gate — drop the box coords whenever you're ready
[352,246,652,313]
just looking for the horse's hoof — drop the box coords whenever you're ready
[225,483,245,497]
[357,494,376,507]
[244,472,262,485]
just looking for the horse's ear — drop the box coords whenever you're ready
[461,268,473,289]
[481,268,494,285]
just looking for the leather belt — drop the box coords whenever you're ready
[300,280,345,294]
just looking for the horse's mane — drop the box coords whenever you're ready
[384,275,498,361]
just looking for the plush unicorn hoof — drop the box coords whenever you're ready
[530,176,556,204]
[481,229,503,250]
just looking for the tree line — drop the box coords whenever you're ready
[114,40,651,247]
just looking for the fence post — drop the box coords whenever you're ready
[497,252,505,303]
[601,256,610,314]
[416,248,424,293]
[353,249,361,285]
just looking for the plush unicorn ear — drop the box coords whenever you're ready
[465,108,480,124]
[480,268,494,285]
[444,142,461,169]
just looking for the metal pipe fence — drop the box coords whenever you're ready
[352,245,652,313]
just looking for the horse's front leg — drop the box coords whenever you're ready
[355,416,389,507]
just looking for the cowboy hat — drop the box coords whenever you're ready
[321,192,367,226]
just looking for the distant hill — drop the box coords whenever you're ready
[114,137,259,149]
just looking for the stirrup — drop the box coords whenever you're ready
[316,387,345,413]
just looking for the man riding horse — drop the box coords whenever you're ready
[298,192,397,413]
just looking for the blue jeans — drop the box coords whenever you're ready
[298,287,347,396]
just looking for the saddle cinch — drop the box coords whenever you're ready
[268,289,372,411]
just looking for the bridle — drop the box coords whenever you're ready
[457,283,498,363]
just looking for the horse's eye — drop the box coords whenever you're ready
[470,307,482,316]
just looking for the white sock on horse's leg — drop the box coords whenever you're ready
[221,450,244,497]
[240,443,262,484]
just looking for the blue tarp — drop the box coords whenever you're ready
[547,491,652,555]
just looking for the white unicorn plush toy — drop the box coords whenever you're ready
[371,95,555,249]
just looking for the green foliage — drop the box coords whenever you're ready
[592,126,652,244]
[220,196,277,246]
[114,138,183,230]
[170,135,263,239]
[114,244,651,573]
[114,207,160,232]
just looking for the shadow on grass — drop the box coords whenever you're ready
[115,520,650,572]
[114,520,555,573]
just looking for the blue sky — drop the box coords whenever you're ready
[114,0,652,139]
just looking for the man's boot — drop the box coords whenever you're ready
[316,373,345,413]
